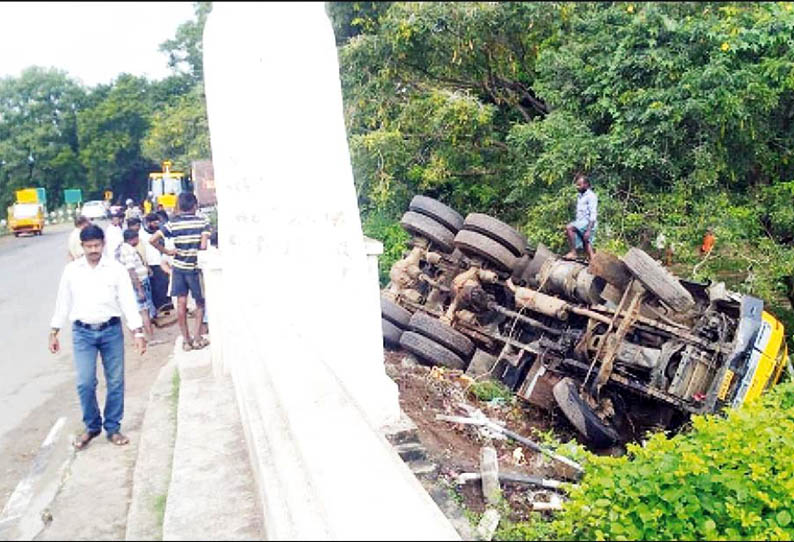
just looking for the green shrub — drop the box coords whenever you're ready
[537,381,794,541]
[361,210,410,286]
[469,380,514,403]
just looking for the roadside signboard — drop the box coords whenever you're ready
[64,189,82,204]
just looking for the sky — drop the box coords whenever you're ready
[0,2,196,87]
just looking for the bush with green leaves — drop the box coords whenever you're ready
[501,381,794,541]
[362,210,410,285]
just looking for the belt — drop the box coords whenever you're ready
[74,316,120,331]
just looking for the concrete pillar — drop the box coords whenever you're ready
[203,1,399,429]
[203,3,459,539]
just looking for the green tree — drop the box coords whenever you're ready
[159,2,213,85]
[77,74,158,202]
[0,67,87,210]
[142,83,211,170]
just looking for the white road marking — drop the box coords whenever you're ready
[41,417,66,448]
[0,416,68,527]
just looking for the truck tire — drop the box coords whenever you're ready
[409,195,464,233]
[588,251,631,289]
[454,229,516,272]
[399,331,467,370]
[400,211,455,254]
[382,318,403,347]
[622,247,695,312]
[408,311,474,358]
[462,213,526,257]
[381,296,412,328]
[552,378,619,449]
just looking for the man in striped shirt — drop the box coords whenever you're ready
[149,192,211,351]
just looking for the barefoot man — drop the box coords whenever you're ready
[49,224,146,449]
[564,173,598,261]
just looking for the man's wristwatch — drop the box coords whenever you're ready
[133,328,145,339]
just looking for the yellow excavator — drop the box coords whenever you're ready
[148,160,191,214]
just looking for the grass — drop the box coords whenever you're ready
[468,380,514,402]
[152,493,167,536]
[170,368,180,412]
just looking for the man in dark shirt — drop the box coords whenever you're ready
[149,192,211,351]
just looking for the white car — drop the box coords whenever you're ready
[81,200,108,220]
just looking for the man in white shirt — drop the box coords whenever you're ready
[104,211,124,260]
[564,173,598,261]
[49,224,146,450]
[141,213,170,313]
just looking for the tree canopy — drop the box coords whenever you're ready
[333,1,794,335]
[0,2,212,211]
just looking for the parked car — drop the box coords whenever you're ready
[81,200,108,220]
[381,196,790,447]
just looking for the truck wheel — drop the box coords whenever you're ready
[588,251,631,289]
[400,211,455,254]
[462,213,527,257]
[454,229,516,272]
[381,296,412,328]
[409,195,464,233]
[408,311,474,358]
[399,331,467,370]
[622,248,695,312]
[552,378,619,449]
[382,318,403,347]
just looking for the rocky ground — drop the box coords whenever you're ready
[382,348,593,531]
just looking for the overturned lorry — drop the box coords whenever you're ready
[380,196,790,447]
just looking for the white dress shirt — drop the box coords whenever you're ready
[104,224,124,259]
[139,227,161,266]
[50,255,143,331]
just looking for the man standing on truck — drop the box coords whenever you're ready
[564,173,598,261]
[149,192,211,351]
[48,224,146,449]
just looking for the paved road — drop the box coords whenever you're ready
[0,223,77,446]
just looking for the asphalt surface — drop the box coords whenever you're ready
[0,222,77,446]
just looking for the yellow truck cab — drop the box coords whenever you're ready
[148,161,191,215]
[8,189,45,236]
[720,302,789,409]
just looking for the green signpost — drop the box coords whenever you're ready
[64,189,82,205]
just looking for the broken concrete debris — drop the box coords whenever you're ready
[479,446,501,507]
[476,508,501,541]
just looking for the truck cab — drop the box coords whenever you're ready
[148,160,192,214]
[8,188,45,236]
[8,202,44,236]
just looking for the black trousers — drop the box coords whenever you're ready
[149,265,171,312]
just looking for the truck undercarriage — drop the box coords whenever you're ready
[380,196,786,447]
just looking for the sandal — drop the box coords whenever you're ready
[73,430,101,450]
[108,432,130,446]
[191,336,210,350]
[182,338,194,352]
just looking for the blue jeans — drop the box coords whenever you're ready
[140,277,156,319]
[72,321,125,435]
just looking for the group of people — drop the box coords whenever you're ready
[52,192,211,450]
